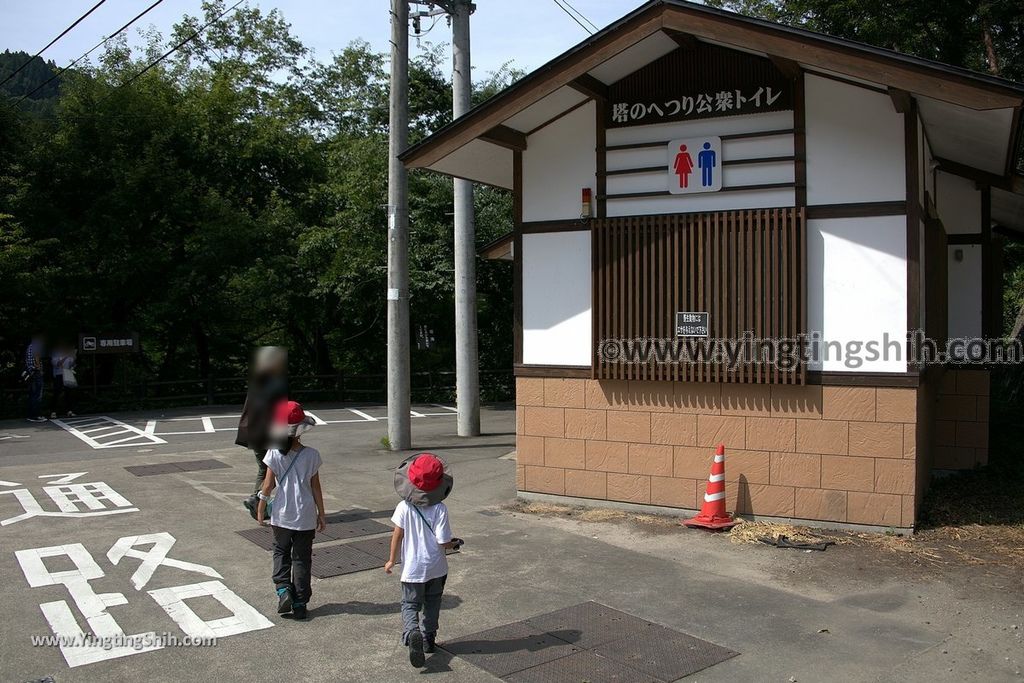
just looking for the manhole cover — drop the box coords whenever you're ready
[311,543,381,578]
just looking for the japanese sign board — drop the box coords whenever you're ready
[668,136,722,194]
[606,42,793,128]
[676,312,710,337]
[79,332,139,354]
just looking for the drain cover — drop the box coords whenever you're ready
[442,621,582,678]
[506,651,660,683]
[444,602,738,682]
[596,624,738,681]
[311,544,381,578]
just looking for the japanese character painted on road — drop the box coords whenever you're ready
[15,533,273,668]
[0,473,137,526]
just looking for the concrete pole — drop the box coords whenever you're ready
[387,0,411,450]
[452,0,480,436]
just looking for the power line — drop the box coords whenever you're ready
[14,0,167,105]
[116,0,245,90]
[0,0,109,88]
[551,0,594,35]
[558,0,599,33]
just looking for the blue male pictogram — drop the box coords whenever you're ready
[697,141,716,187]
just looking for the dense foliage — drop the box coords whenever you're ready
[0,2,516,396]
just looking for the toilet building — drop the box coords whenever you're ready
[402,0,1024,530]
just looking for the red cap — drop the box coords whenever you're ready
[274,400,306,427]
[407,453,444,491]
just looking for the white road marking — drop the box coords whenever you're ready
[304,411,328,426]
[431,403,460,413]
[38,472,88,484]
[347,409,378,422]
[201,417,215,433]
[51,416,167,449]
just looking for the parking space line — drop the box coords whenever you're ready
[201,417,215,433]
[304,411,328,426]
[431,404,460,413]
[51,416,167,449]
[347,409,378,422]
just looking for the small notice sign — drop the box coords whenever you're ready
[79,333,139,354]
[668,136,722,194]
[676,312,709,337]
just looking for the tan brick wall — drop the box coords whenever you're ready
[515,376,919,528]
[932,369,990,469]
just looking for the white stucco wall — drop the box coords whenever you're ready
[936,171,981,234]
[521,231,592,365]
[807,216,908,372]
[805,74,905,205]
[947,244,983,339]
[522,101,596,222]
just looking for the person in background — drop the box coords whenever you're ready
[24,332,46,423]
[255,400,326,621]
[236,346,289,519]
[49,341,77,418]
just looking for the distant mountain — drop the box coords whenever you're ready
[1,50,61,116]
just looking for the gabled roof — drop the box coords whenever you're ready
[401,0,1024,193]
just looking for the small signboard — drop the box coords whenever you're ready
[668,136,722,194]
[675,312,709,337]
[79,333,139,354]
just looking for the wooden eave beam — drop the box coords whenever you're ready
[480,125,527,151]
[888,87,913,114]
[568,73,608,101]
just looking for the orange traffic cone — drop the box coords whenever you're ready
[683,444,738,530]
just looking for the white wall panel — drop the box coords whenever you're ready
[605,110,793,145]
[522,232,592,366]
[947,245,982,339]
[607,189,795,217]
[936,171,981,234]
[522,101,596,222]
[805,74,905,205]
[606,162,793,194]
[807,216,907,372]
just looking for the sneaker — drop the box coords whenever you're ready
[276,587,293,614]
[408,630,425,668]
[66,411,76,417]
[242,495,259,521]
[49,412,57,419]
[292,603,307,620]
[424,633,436,654]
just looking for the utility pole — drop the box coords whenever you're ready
[387,0,411,450]
[448,0,480,436]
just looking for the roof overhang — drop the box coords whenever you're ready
[402,0,1024,190]
[993,175,1024,235]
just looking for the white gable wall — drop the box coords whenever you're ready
[522,101,597,222]
[805,74,905,205]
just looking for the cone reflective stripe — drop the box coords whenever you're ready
[683,444,738,530]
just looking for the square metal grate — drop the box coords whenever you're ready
[525,601,655,650]
[126,459,229,476]
[310,543,382,578]
[442,621,583,678]
[443,602,738,682]
[596,623,738,681]
[505,651,661,683]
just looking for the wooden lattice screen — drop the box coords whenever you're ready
[592,208,806,384]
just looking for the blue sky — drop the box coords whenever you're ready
[0,0,653,80]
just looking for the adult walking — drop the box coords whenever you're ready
[24,332,46,423]
[236,346,289,519]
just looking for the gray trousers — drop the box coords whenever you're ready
[401,574,447,643]
[272,526,314,605]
